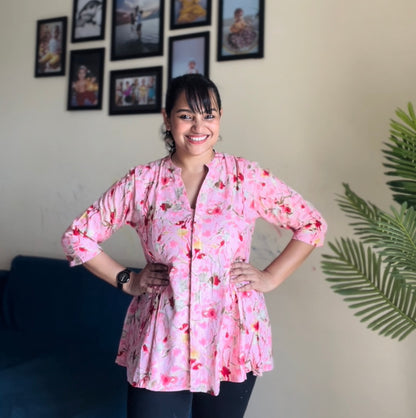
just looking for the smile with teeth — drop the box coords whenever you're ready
[187,135,208,142]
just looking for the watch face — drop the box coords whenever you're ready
[117,270,131,284]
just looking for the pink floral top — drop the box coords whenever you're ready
[62,153,327,395]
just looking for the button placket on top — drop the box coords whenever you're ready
[187,163,211,390]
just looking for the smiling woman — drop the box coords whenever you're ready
[162,73,221,155]
[61,73,327,418]
[163,90,221,164]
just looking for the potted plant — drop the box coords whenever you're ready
[321,103,416,340]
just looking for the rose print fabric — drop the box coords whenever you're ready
[62,153,327,395]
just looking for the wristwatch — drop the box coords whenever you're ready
[116,268,131,290]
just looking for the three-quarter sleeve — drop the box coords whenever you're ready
[244,160,327,247]
[61,170,136,266]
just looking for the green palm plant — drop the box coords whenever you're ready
[321,103,416,340]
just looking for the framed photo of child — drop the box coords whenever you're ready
[168,32,210,82]
[109,66,163,115]
[217,0,264,61]
[35,17,67,77]
[67,48,105,111]
[170,0,211,30]
[111,0,165,61]
[71,0,107,43]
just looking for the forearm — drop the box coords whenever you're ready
[83,251,126,288]
[83,252,170,296]
[264,239,315,290]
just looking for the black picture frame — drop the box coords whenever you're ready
[168,31,209,82]
[217,0,264,61]
[67,48,105,111]
[109,66,162,115]
[71,0,107,42]
[35,17,67,77]
[111,0,165,61]
[170,0,211,30]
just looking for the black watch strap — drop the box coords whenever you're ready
[116,268,131,290]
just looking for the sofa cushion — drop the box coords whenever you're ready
[0,346,127,418]
[3,255,133,352]
[0,327,57,370]
[0,269,8,326]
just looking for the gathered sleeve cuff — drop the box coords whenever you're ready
[243,160,327,247]
[61,169,136,266]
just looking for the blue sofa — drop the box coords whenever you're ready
[0,255,133,418]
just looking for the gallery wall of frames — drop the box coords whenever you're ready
[34,0,264,115]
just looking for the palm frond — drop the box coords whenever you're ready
[335,184,416,283]
[321,238,416,340]
[336,183,382,231]
[376,204,416,279]
[321,103,416,340]
[383,103,416,207]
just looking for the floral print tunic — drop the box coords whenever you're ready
[62,153,327,395]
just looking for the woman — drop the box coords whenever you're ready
[62,74,327,418]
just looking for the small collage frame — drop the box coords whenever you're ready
[34,0,265,115]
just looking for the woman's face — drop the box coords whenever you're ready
[163,90,222,159]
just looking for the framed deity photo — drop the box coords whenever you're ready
[111,0,165,61]
[35,17,67,77]
[67,48,105,111]
[168,32,209,82]
[71,0,107,42]
[109,66,162,115]
[170,0,211,30]
[217,0,264,61]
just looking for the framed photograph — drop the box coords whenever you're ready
[217,0,264,61]
[35,17,67,77]
[109,66,162,115]
[168,32,209,82]
[111,0,165,61]
[67,48,105,111]
[170,0,211,30]
[71,0,107,42]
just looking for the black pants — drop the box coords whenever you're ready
[127,373,256,418]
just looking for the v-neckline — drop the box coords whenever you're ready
[181,165,209,210]
[168,153,216,210]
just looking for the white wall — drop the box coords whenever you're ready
[1,1,415,417]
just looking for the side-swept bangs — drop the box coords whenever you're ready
[165,74,222,116]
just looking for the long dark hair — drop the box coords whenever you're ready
[163,74,222,153]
